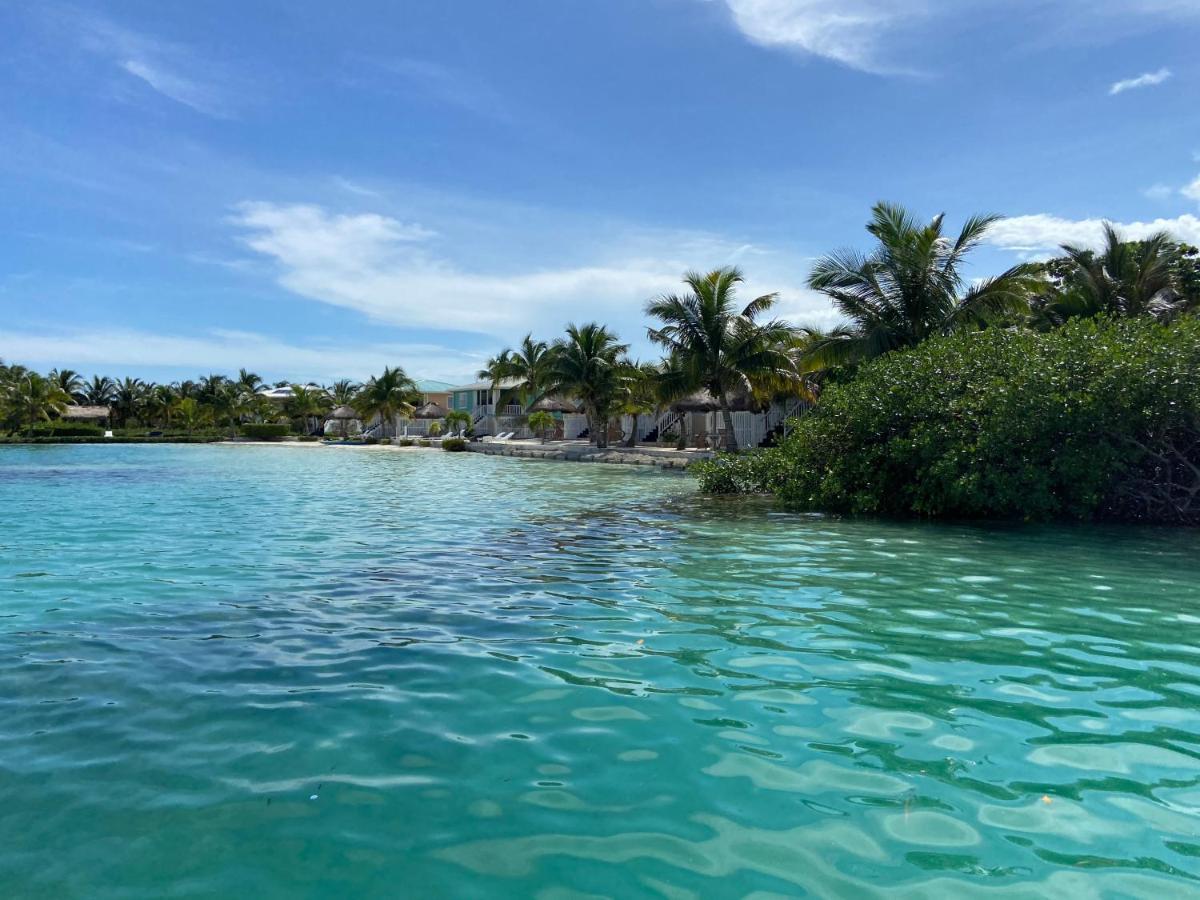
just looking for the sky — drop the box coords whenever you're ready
[2,0,1199,386]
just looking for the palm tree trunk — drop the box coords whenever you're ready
[625,413,638,448]
[719,394,738,452]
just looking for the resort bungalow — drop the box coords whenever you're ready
[447,376,528,435]
[413,379,455,410]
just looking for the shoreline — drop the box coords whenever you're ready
[1,437,710,470]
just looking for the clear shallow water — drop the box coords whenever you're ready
[3,445,1200,898]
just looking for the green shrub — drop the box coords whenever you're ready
[418,439,431,447]
[363,437,379,445]
[379,437,392,445]
[240,423,291,440]
[398,438,415,447]
[704,317,1200,523]
[693,449,789,495]
[26,422,104,437]
[442,437,467,452]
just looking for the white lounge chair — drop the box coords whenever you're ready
[483,431,514,443]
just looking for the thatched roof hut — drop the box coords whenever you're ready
[62,405,111,421]
[528,397,577,413]
[326,405,359,420]
[414,401,448,419]
[669,389,761,413]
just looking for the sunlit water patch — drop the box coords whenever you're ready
[2,444,1199,897]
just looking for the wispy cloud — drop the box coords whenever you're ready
[49,7,238,117]
[1109,67,1172,95]
[118,59,227,117]
[712,1,1197,74]
[1182,176,1200,204]
[985,212,1200,251]
[1143,183,1174,200]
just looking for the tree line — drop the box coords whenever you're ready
[4,202,1198,449]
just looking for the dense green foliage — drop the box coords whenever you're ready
[442,437,468,452]
[240,423,291,440]
[24,422,104,437]
[696,317,1200,523]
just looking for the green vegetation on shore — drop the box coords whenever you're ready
[695,205,1200,524]
[5,201,1199,521]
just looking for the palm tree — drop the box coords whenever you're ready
[803,202,1042,370]
[527,410,556,443]
[353,366,417,437]
[326,379,360,406]
[84,375,117,407]
[480,334,557,410]
[236,369,264,395]
[1030,224,1187,328]
[112,377,146,428]
[144,384,178,428]
[286,385,329,435]
[9,373,71,430]
[173,397,209,435]
[445,409,472,437]
[615,362,662,447]
[49,369,85,402]
[646,268,799,451]
[547,323,629,449]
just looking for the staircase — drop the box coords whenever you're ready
[642,411,683,444]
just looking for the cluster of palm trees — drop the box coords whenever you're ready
[6,202,1195,447]
[0,361,435,437]
[478,280,802,451]
[479,202,1199,451]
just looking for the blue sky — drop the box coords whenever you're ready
[2,0,1199,385]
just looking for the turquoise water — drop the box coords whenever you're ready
[3,445,1200,898]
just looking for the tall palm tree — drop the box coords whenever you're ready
[480,334,557,409]
[111,377,146,428]
[1031,224,1186,328]
[236,369,264,395]
[197,374,230,406]
[286,385,329,435]
[803,202,1042,369]
[326,379,360,407]
[144,384,178,428]
[353,366,417,437]
[646,267,799,451]
[84,375,117,407]
[49,369,85,402]
[9,373,71,430]
[547,323,629,449]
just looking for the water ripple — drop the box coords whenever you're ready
[1,445,1199,897]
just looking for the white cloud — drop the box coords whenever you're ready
[232,202,716,336]
[1109,67,1172,95]
[0,327,487,384]
[1182,176,1200,203]
[711,2,1198,73]
[985,213,1200,251]
[1143,183,1174,200]
[717,0,918,73]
